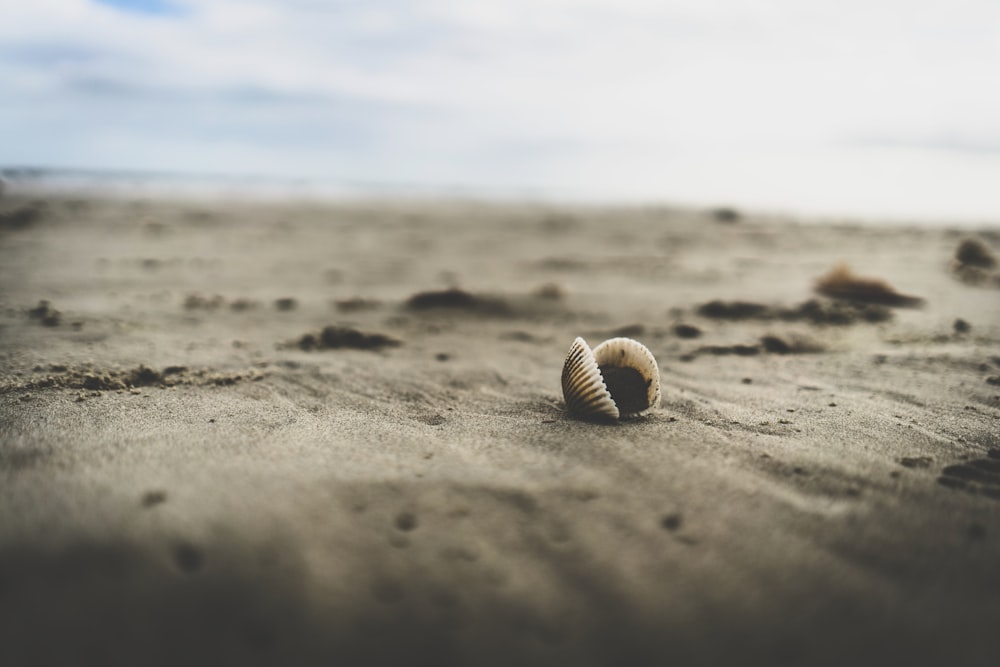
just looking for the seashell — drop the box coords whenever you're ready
[561,337,620,422]
[561,336,660,422]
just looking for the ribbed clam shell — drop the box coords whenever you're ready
[561,337,620,422]
[592,337,661,418]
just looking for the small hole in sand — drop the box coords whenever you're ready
[395,512,418,531]
[174,543,203,574]
[141,490,167,508]
[660,513,683,531]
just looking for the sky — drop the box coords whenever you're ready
[2,0,1000,220]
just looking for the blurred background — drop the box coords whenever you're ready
[2,0,999,221]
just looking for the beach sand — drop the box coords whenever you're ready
[2,195,999,666]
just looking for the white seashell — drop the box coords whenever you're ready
[561,336,660,422]
[592,337,661,418]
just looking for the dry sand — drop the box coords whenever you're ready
[1,195,999,666]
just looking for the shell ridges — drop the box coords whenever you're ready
[561,337,619,422]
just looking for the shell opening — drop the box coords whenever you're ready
[599,365,650,416]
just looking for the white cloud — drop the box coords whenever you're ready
[2,0,1000,217]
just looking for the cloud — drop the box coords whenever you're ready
[1,1,1000,216]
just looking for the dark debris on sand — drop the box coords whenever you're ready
[404,288,510,315]
[229,298,259,312]
[952,238,1000,287]
[710,207,741,223]
[0,202,46,231]
[696,300,769,320]
[696,298,892,325]
[27,300,61,327]
[672,324,703,339]
[532,283,566,300]
[334,297,383,313]
[184,293,226,310]
[687,334,823,359]
[955,238,996,269]
[792,299,892,325]
[697,344,761,357]
[760,335,824,355]
[760,336,793,354]
[813,263,924,307]
[295,326,401,352]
